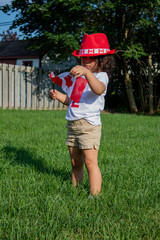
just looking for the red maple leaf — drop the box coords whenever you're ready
[64,75,73,88]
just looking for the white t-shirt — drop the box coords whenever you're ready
[50,72,109,125]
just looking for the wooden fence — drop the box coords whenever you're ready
[0,63,66,110]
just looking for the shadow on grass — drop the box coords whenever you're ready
[2,145,70,181]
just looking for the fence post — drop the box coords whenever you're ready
[43,69,48,110]
[20,66,25,109]
[37,68,43,110]
[2,64,8,109]
[8,64,14,108]
[26,66,31,109]
[14,65,20,109]
[31,67,37,110]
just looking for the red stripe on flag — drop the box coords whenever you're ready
[70,77,88,103]
[50,74,62,87]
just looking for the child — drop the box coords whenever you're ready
[49,33,115,196]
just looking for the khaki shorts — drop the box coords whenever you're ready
[66,119,101,150]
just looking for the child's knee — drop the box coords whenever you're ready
[71,156,84,169]
[85,159,98,171]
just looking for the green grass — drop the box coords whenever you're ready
[0,109,160,239]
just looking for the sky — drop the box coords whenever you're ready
[0,0,21,39]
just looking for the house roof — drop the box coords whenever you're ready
[0,40,41,58]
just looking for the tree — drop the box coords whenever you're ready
[1,0,159,113]
[131,2,160,113]
[0,30,19,41]
[99,0,160,113]
[0,0,89,60]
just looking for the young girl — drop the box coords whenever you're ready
[49,33,115,196]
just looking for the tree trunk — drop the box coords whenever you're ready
[124,60,138,113]
[148,54,155,114]
[121,15,138,113]
[134,66,148,112]
[156,97,160,113]
[148,9,155,115]
[138,77,147,112]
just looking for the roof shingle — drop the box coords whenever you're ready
[0,40,40,57]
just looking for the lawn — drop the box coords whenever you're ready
[0,109,160,239]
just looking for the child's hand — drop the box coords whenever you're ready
[49,89,58,100]
[70,65,89,78]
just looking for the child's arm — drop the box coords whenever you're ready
[70,65,105,95]
[49,89,70,106]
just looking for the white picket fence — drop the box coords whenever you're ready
[0,63,66,110]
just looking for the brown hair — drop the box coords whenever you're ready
[92,55,115,78]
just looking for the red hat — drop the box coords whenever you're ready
[73,33,116,57]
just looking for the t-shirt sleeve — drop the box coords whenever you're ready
[96,72,109,92]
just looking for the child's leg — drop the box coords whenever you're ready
[68,146,84,187]
[82,148,102,195]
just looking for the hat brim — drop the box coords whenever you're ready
[73,49,116,57]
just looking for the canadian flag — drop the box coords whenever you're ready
[49,72,88,103]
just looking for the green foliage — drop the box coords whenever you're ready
[1,0,159,60]
[123,43,147,59]
[0,109,160,239]
[1,0,88,59]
